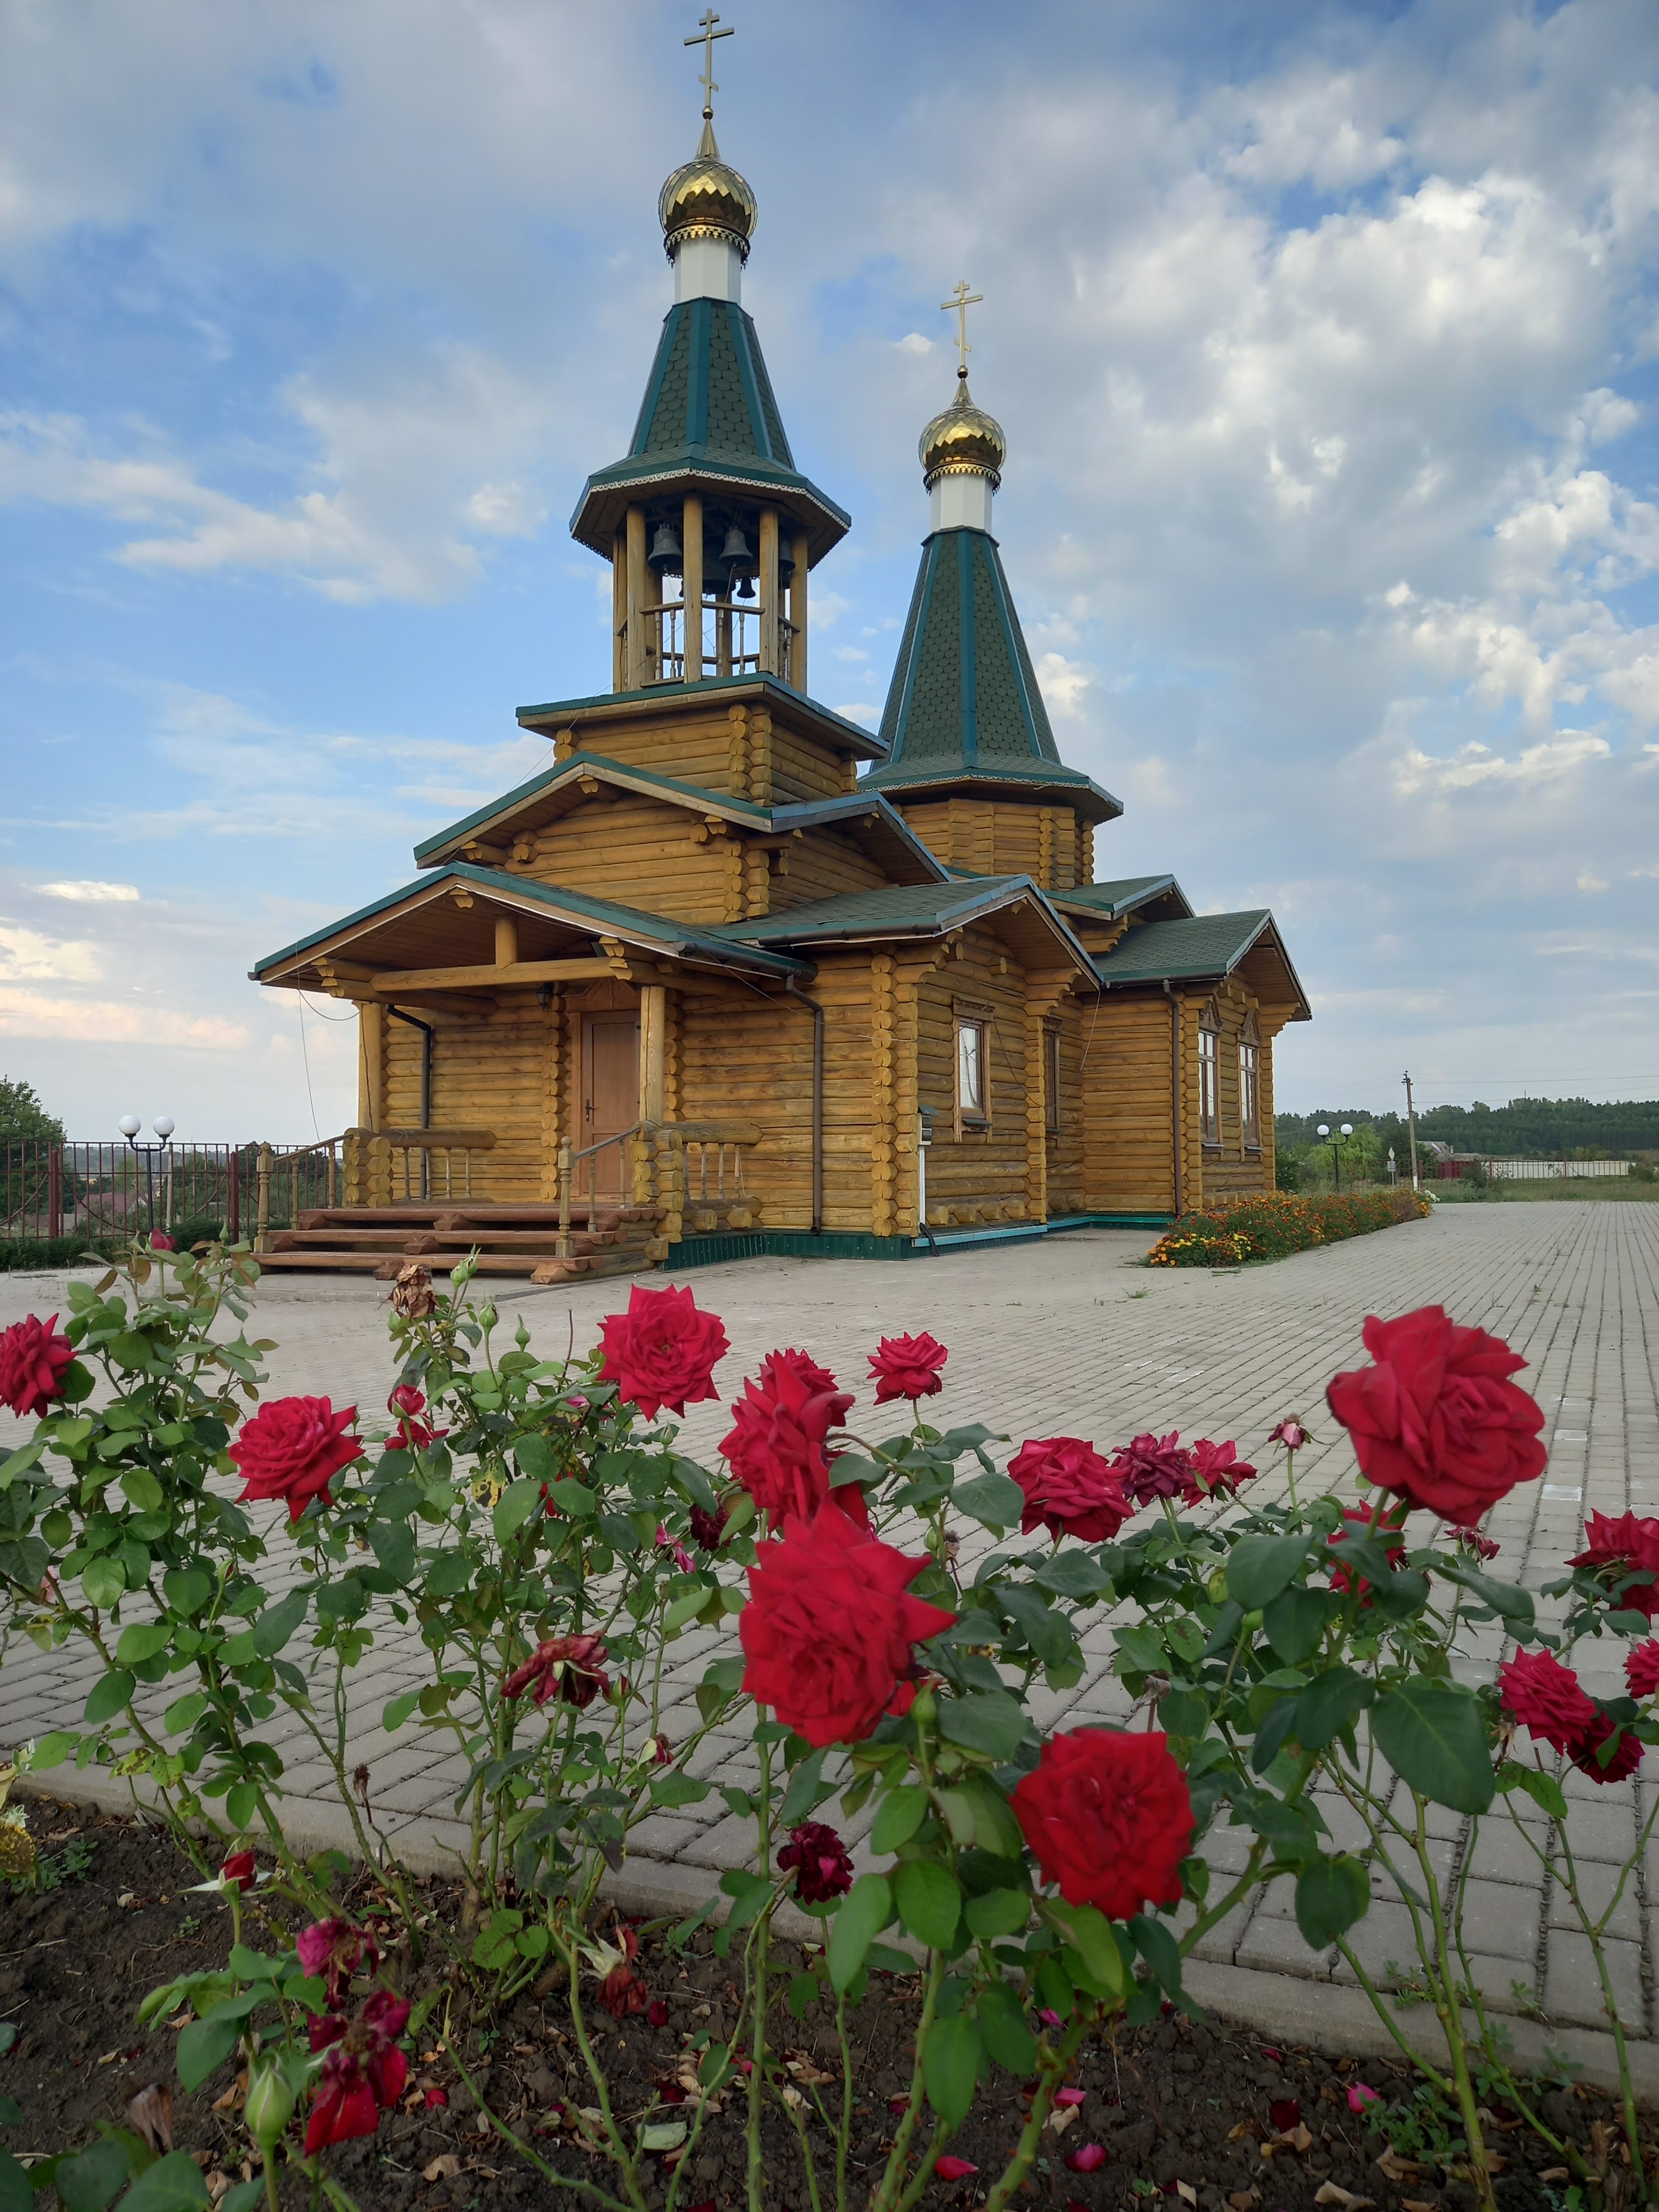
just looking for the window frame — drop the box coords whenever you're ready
[1198,1000,1222,1147]
[1239,1011,1261,1153]
[955,1015,989,1131]
[1042,1022,1061,1135]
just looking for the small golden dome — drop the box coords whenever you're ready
[920,374,1006,488]
[659,119,757,262]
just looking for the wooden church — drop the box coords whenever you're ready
[252,67,1309,1284]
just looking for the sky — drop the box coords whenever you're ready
[3,0,1657,1141]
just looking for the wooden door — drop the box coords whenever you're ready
[581,1013,640,1199]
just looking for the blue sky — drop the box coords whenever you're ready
[3,0,1658,1139]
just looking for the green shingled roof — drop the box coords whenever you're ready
[1091,911,1272,985]
[709,876,1089,966]
[1052,875,1189,920]
[570,301,849,560]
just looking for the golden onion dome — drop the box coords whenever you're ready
[920,373,1006,488]
[659,119,758,262]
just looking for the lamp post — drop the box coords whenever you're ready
[1337,1122,1354,1191]
[118,1114,175,1239]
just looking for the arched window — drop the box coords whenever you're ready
[1239,1009,1261,1149]
[1198,1000,1221,1145]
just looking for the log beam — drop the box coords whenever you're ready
[370,956,613,993]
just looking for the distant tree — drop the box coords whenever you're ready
[0,1078,63,1146]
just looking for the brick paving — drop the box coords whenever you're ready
[3,1201,1658,2050]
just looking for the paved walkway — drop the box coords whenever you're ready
[4,1203,1658,2075]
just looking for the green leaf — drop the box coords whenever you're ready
[1113,1621,1166,1676]
[999,1584,1074,1667]
[251,1589,307,1658]
[118,2151,211,2211]
[649,1772,712,1808]
[977,1981,1038,2074]
[0,2149,29,2212]
[893,1860,963,1951]
[952,1472,1026,1528]
[547,1477,596,1517]
[225,1781,259,1831]
[1226,1533,1309,1611]
[216,2183,267,2212]
[163,1692,208,1737]
[1499,1762,1569,1822]
[32,1730,77,1768]
[828,1872,891,1995]
[921,2012,982,2128]
[1371,1680,1495,1815]
[493,1479,544,1544]
[367,1521,416,1583]
[1034,1550,1111,1600]
[1158,1688,1208,1740]
[54,2139,132,2212]
[638,2121,687,2154]
[121,1468,165,1515]
[1263,1587,1335,1666]
[161,1566,212,1615]
[663,1589,710,1636]
[779,1749,827,1827]
[177,2007,246,2092]
[870,1785,930,1854]
[1048,1902,1127,2000]
[1293,1666,1374,1751]
[84,1669,135,1725]
[1295,1855,1371,1948]
[382,1691,422,1733]
[964,1887,1030,1940]
[81,1556,127,1609]
[1437,1561,1534,1625]
[0,2096,19,2127]
[936,1690,1026,1760]
[955,1778,1025,1858]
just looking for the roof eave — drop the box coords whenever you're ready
[516,674,888,763]
[568,458,852,563]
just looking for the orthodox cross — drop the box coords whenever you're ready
[941,279,983,378]
[685,11,734,120]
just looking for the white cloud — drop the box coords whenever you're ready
[1034,650,1094,722]
[38,880,139,902]
[1578,869,1610,891]
[0,987,247,1050]
[1391,732,1610,796]
[0,925,101,983]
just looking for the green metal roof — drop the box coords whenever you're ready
[861,756,1122,823]
[252,863,813,983]
[708,875,1092,967]
[1089,910,1308,1005]
[1051,875,1189,921]
[569,300,850,560]
[516,673,886,761]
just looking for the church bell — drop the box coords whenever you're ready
[648,521,683,572]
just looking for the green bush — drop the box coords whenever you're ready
[1149,1187,1430,1267]
[1275,1151,1302,1192]
[0,1235,113,1274]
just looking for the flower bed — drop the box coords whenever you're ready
[1147,1186,1430,1266]
[0,1243,1653,2212]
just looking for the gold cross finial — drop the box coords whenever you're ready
[685,10,735,121]
[941,279,983,379]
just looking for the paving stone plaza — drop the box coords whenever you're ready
[3,1202,1657,2073]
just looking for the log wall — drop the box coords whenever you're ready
[1078,995,1180,1214]
[889,797,1083,889]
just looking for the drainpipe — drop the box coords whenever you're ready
[785,977,824,1234]
[388,1006,434,1197]
[1161,981,1184,1218]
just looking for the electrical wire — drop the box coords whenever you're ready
[296,999,321,1142]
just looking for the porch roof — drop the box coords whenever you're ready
[709,874,1095,971]
[251,863,814,989]
[1050,874,1192,921]
[1090,910,1312,1019]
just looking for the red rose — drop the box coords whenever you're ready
[387,1383,446,1451]
[148,1232,175,1252]
[1008,1438,1131,1542]
[868,1331,948,1404]
[688,1496,735,1552]
[1568,1512,1659,1620]
[297,1917,380,2007]
[1110,1432,1194,1507]
[1325,1305,1546,1522]
[503,1634,612,1708]
[1328,1498,1408,1601]
[1184,1438,1258,1502]
[220,1850,257,1893]
[0,1313,76,1420]
[740,1509,956,1747]
[1573,1712,1643,1785]
[596,1284,728,1418]
[1499,1647,1598,1754]
[719,1357,860,1531]
[777,1819,854,1903]
[228,1395,363,1522]
[1269,1418,1312,1451]
[1455,1526,1501,1561]
[763,1347,842,1397]
[1011,1728,1193,1921]
[305,1991,409,2153]
[1626,1642,1659,1699]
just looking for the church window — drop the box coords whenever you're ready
[1198,1003,1220,1146]
[1239,1011,1261,1150]
[1044,1025,1061,1133]
[957,1018,987,1125]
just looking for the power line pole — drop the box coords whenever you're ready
[1403,1071,1420,1192]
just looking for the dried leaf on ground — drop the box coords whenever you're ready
[1313,2184,1375,2210]
[422,2156,461,2183]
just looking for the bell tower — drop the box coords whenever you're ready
[567,14,849,697]
[862,285,1121,890]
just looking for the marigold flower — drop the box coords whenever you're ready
[1498,1647,1598,1755]
[0,1314,76,1420]
[777,1819,855,1903]
[868,1331,948,1404]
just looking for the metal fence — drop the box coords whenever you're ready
[1,1139,346,1245]
[1436,1156,1633,1181]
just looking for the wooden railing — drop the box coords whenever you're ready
[556,1123,641,1259]
[341,1126,497,1208]
[628,600,796,684]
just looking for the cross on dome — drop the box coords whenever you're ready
[685,9,734,122]
[940,279,983,380]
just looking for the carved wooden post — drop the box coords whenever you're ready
[789,531,808,690]
[625,505,648,688]
[255,1144,273,1254]
[611,528,627,690]
[640,985,667,1125]
[758,506,780,675]
[494,914,518,968]
[557,1141,573,1260]
[683,494,703,685]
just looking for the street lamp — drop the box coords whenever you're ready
[118,1114,175,1238]
[1337,1123,1354,1192]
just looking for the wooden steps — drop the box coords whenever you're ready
[255,1202,669,1286]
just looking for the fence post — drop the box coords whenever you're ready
[255,1144,273,1254]
[557,1142,572,1260]
[48,1146,63,1241]
[227,1147,241,1243]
